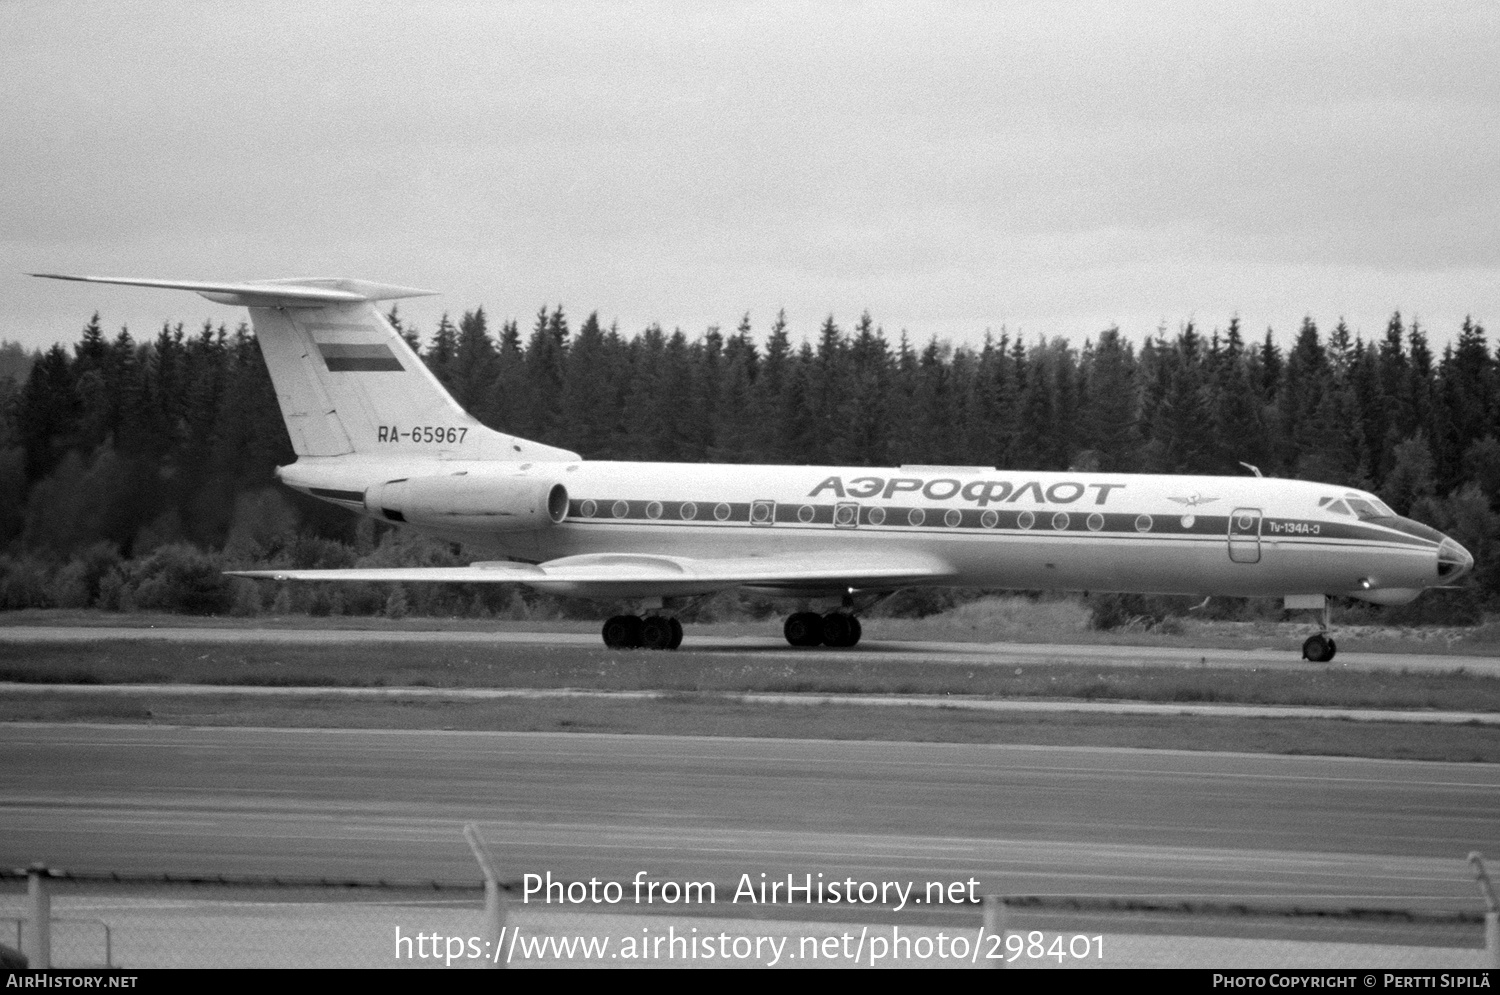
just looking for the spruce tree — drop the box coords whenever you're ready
[748,311,791,461]
[622,324,670,460]
[524,306,569,444]
[558,312,616,457]
[74,313,108,375]
[490,319,530,437]
[808,315,849,463]
[426,314,459,391]
[453,307,499,422]
[1436,317,1492,488]
[1082,327,1139,472]
[1280,317,1329,478]
[710,315,758,462]
[17,344,79,481]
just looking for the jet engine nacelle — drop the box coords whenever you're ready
[368,474,568,533]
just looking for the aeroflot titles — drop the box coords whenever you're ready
[808,476,1126,507]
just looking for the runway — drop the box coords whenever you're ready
[2,724,1496,912]
[1,623,1496,674]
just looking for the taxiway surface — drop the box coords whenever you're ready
[0,624,1494,674]
[3,725,1495,911]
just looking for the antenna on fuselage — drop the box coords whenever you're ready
[1238,462,1263,478]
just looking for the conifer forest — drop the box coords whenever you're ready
[3,303,1497,622]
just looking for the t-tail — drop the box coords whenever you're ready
[29,274,579,463]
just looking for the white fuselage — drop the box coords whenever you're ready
[282,457,1457,603]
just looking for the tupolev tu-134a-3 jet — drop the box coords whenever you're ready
[35,274,1475,661]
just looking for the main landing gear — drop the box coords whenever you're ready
[602,614,683,650]
[599,602,869,651]
[784,611,862,648]
[1300,601,1337,662]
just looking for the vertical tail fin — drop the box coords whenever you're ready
[30,274,580,462]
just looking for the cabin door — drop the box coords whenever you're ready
[1228,508,1262,563]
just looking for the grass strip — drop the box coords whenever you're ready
[3,690,1496,763]
[2,641,1498,712]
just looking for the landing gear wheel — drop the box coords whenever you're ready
[784,611,824,647]
[641,615,677,651]
[667,617,683,650]
[820,612,862,648]
[820,612,851,647]
[603,614,643,649]
[1302,633,1336,663]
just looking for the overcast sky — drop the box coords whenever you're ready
[4,1,1499,354]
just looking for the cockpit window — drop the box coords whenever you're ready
[1326,500,1352,516]
[1341,492,1397,519]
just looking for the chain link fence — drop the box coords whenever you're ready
[3,857,1495,968]
[0,872,489,969]
[986,896,1494,969]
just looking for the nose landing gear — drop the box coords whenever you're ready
[1300,600,1337,662]
[1301,633,1337,662]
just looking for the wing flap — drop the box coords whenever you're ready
[227,550,956,598]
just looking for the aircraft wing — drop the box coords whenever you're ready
[227,550,957,598]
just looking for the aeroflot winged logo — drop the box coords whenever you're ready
[1167,493,1219,508]
[808,476,1126,506]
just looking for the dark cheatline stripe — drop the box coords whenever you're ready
[309,487,365,502]
[558,500,1433,548]
[318,342,404,372]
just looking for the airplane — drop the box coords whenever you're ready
[33,273,1475,662]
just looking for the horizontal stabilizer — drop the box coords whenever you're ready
[229,550,956,599]
[29,274,438,308]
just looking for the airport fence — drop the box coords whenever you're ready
[3,839,1497,969]
[0,869,490,969]
[984,895,1496,969]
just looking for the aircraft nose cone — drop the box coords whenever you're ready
[1437,536,1474,582]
